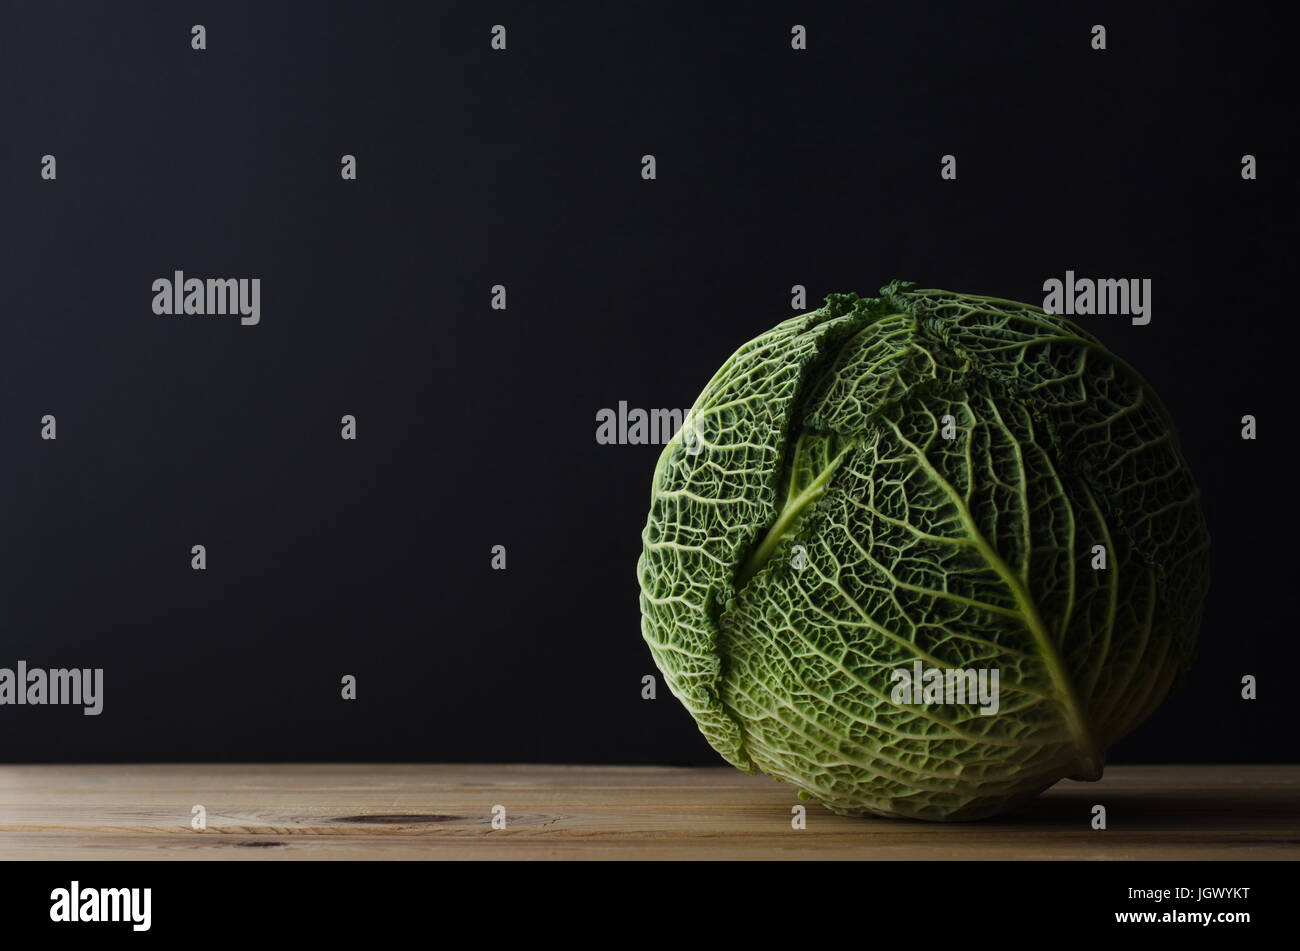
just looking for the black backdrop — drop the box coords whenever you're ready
[1,1,1290,764]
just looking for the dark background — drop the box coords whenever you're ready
[0,2,1290,764]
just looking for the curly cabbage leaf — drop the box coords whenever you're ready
[638,282,1211,820]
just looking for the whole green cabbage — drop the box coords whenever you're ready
[638,282,1211,820]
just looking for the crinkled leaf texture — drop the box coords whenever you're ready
[638,282,1211,820]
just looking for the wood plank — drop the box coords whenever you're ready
[0,764,1296,860]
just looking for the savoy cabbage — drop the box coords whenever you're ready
[638,282,1211,820]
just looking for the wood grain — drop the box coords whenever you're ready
[1,764,1296,860]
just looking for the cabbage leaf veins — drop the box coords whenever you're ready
[638,282,1211,820]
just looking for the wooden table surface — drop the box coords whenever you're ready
[1,764,1296,860]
